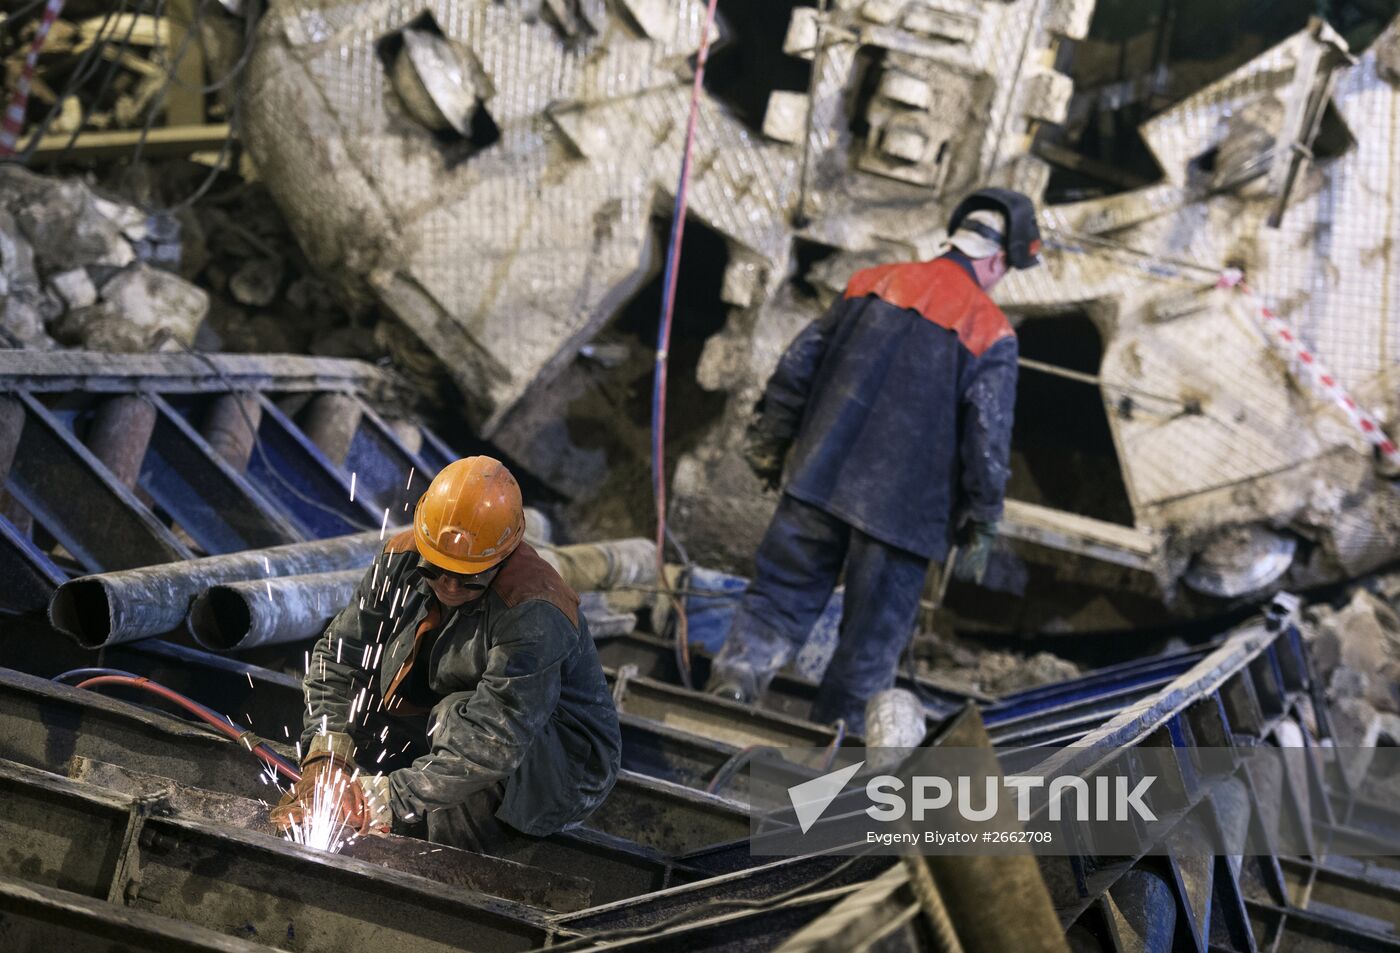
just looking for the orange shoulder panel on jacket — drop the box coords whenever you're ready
[492,542,581,628]
[843,258,1013,358]
[383,528,418,555]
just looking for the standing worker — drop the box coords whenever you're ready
[705,189,1043,733]
[271,456,621,849]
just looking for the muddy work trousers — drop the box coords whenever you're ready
[709,493,928,734]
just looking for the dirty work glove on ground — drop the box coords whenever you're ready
[743,419,790,491]
[953,521,998,585]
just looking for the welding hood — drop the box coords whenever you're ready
[948,188,1043,270]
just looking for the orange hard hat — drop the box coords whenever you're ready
[413,456,525,574]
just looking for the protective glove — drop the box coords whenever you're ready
[268,754,365,833]
[269,732,392,838]
[743,419,789,492]
[953,521,998,585]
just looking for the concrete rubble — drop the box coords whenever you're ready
[235,2,1400,635]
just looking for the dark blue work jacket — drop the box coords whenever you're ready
[758,253,1018,560]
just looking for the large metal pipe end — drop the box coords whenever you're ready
[188,588,253,652]
[49,578,118,649]
[189,570,360,652]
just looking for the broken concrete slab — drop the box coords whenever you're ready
[1307,588,1400,714]
[51,263,210,353]
[0,165,136,273]
[47,268,98,311]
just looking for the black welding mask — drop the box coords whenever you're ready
[947,188,1043,270]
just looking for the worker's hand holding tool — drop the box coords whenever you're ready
[953,521,998,585]
[269,733,392,838]
[743,419,788,491]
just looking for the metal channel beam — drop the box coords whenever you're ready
[0,512,67,613]
[415,426,458,475]
[609,667,840,750]
[243,396,380,538]
[0,351,394,396]
[548,886,860,952]
[982,650,1208,725]
[597,632,976,722]
[552,852,891,935]
[68,757,594,914]
[2,392,194,572]
[0,758,549,953]
[1247,898,1400,952]
[585,770,751,856]
[141,395,302,554]
[106,642,308,742]
[343,398,434,517]
[0,666,283,801]
[0,667,747,880]
[0,875,282,953]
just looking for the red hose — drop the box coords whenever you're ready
[75,676,301,783]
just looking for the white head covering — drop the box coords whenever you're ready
[948,208,1008,260]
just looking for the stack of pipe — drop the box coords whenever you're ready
[49,532,657,653]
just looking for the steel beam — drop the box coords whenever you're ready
[140,394,302,554]
[0,875,282,953]
[0,351,395,396]
[244,395,380,538]
[597,632,976,722]
[68,757,594,914]
[2,392,194,573]
[0,512,67,614]
[0,757,550,953]
[342,397,433,517]
[607,666,841,751]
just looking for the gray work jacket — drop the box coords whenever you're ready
[301,532,621,836]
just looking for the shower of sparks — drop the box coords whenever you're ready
[406,467,416,490]
[379,507,391,538]
[283,763,357,854]
[350,472,357,502]
[246,672,255,688]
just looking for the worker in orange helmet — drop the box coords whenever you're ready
[271,456,621,850]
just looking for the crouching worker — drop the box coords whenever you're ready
[270,456,621,851]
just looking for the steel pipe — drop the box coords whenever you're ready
[199,392,262,473]
[86,395,157,490]
[540,538,657,591]
[48,530,388,648]
[188,539,660,653]
[189,569,361,651]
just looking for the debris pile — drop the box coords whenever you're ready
[1307,587,1400,749]
[0,164,199,351]
[912,633,1083,696]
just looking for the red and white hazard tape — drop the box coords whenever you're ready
[1219,268,1400,466]
[0,0,67,158]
